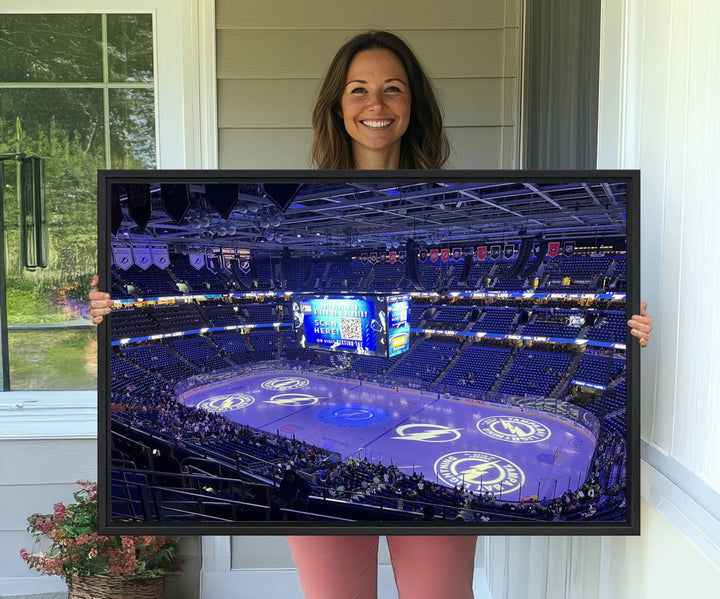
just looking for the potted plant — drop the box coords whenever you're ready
[20,480,182,599]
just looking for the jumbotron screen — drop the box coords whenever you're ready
[387,294,411,357]
[292,294,410,358]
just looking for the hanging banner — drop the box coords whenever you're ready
[112,243,133,271]
[430,249,439,263]
[504,244,515,259]
[548,241,560,258]
[369,252,378,264]
[419,249,428,263]
[490,245,501,260]
[564,241,575,256]
[361,252,369,265]
[150,243,170,269]
[389,250,397,264]
[440,248,450,263]
[477,246,487,261]
[452,248,462,261]
[239,257,251,274]
[132,243,152,270]
[206,247,221,273]
[379,252,387,264]
[221,247,236,272]
[398,250,406,263]
[465,247,474,256]
[189,247,205,270]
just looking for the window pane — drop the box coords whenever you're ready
[1,88,104,280]
[0,14,102,82]
[1,89,102,390]
[8,329,97,390]
[1,13,156,391]
[107,14,154,83]
[0,89,106,160]
[110,88,156,168]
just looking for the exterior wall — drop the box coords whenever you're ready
[216,0,522,169]
[486,0,720,596]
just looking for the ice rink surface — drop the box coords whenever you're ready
[180,371,595,499]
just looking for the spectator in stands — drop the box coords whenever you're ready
[271,469,313,520]
[418,504,437,521]
[89,28,653,599]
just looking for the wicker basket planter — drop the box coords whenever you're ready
[67,575,165,599]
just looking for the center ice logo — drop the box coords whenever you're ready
[434,451,525,494]
[261,376,310,391]
[391,423,462,443]
[197,393,255,412]
[264,393,320,407]
[316,405,392,428]
[476,416,551,443]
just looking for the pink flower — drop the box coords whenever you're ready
[121,537,135,550]
[34,518,53,535]
[19,548,29,562]
[107,548,137,576]
[53,503,66,522]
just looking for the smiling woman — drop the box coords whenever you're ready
[340,49,412,169]
[311,30,448,170]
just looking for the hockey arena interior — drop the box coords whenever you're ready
[105,177,632,528]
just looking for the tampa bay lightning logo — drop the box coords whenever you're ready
[435,451,525,494]
[391,423,462,443]
[264,393,319,407]
[261,376,310,391]
[476,416,551,444]
[197,393,255,412]
[316,405,392,428]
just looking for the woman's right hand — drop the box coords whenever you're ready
[89,274,112,324]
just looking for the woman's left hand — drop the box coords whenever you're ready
[628,301,653,348]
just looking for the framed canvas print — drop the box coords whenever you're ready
[98,170,640,535]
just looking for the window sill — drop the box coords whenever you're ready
[0,391,96,440]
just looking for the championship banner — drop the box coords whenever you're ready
[430,248,438,263]
[112,243,133,271]
[504,244,515,259]
[189,246,205,270]
[132,243,152,270]
[477,246,487,260]
[379,252,387,264]
[150,243,170,269]
[564,241,575,256]
[452,248,462,261]
[221,248,236,272]
[419,249,428,263]
[548,241,560,258]
[440,248,450,263]
[361,252,369,265]
[206,247,221,273]
[398,250,406,263]
[369,252,378,264]
[238,257,251,274]
[490,245,501,260]
[389,250,397,264]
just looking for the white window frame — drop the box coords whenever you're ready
[0,0,217,422]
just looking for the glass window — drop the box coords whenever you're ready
[0,13,156,390]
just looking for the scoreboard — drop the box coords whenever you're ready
[387,294,411,357]
[292,294,411,358]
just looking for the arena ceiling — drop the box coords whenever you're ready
[114,179,629,255]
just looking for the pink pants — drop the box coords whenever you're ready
[287,535,477,599]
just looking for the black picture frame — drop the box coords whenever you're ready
[98,169,640,536]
